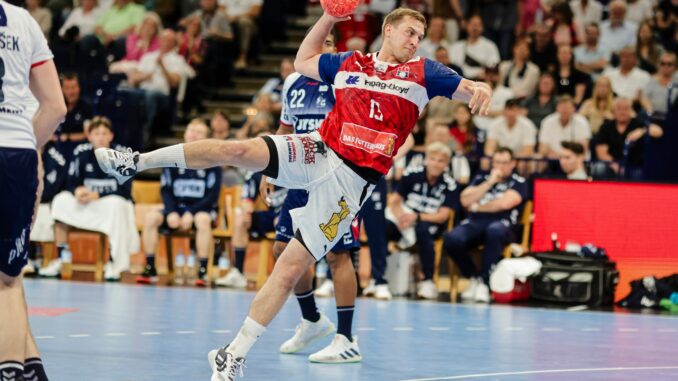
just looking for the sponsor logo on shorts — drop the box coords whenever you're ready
[285,136,297,162]
[8,228,28,266]
[300,137,327,164]
[340,123,397,157]
[319,197,350,242]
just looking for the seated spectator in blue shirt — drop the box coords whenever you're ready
[46,117,140,281]
[138,119,222,286]
[386,142,459,300]
[443,147,528,303]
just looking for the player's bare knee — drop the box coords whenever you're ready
[0,271,21,289]
[272,241,287,259]
[326,251,349,272]
[144,211,163,229]
[194,212,212,230]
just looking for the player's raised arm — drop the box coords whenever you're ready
[294,13,348,81]
[452,78,493,116]
[30,60,67,148]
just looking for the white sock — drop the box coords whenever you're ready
[227,316,267,358]
[137,144,187,171]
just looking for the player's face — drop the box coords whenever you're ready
[425,152,450,178]
[184,123,209,143]
[322,34,337,54]
[492,152,516,178]
[62,78,80,104]
[88,126,114,149]
[559,149,578,175]
[387,17,425,62]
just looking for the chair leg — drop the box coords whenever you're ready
[42,242,55,268]
[207,237,215,283]
[433,238,443,289]
[165,235,174,285]
[95,233,106,282]
[448,257,459,303]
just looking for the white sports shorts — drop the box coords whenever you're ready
[262,131,376,260]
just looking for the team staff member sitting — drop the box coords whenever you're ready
[138,119,222,286]
[386,142,459,300]
[443,147,527,303]
[48,116,140,281]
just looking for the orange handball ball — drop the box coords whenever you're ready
[320,0,360,18]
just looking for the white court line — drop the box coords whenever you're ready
[105,333,126,337]
[657,328,677,333]
[393,327,413,331]
[212,330,231,334]
[356,328,375,331]
[399,365,678,381]
[141,331,161,336]
[618,328,639,332]
[541,327,563,332]
[69,334,90,338]
[580,328,600,332]
[465,327,487,331]
[35,336,55,340]
[429,327,450,331]
[176,330,196,334]
[504,327,523,331]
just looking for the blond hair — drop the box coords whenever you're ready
[382,8,427,35]
[426,141,452,160]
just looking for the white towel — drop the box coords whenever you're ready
[384,205,417,249]
[30,203,55,242]
[51,191,140,274]
[490,256,542,293]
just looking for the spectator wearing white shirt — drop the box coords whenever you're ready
[59,0,101,41]
[499,39,540,99]
[128,30,189,144]
[450,15,501,80]
[485,99,537,158]
[220,0,262,69]
[472,65,515,131]
[416,17,451,60]
[574,23,610,78]
[640,52,678,119]
[602,46,651,100]
[570,0,603,41]
[539,95,592,159]
[625,0,654,25]
[599,0,638,55]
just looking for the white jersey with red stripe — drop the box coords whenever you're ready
[0,0,53,150]
[317,51,462,175]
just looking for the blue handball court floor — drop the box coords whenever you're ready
[25,279,678,381]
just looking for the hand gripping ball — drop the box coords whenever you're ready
[320,0,360,18]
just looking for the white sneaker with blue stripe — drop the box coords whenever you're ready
[308,334,362,363]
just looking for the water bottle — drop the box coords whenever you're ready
[551,232,560,252]
[174,250,185,285]
[186,251,197,283]
[61,246,73,280]
[218,252,230,277]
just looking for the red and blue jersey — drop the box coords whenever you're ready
[317,51,462,174]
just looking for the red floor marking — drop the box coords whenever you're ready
[28,307,79,317]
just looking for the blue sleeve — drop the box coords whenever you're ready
[396,174,413,199]
[318,52,353,84]
[511,179,529,201]
[424,59,463,100]
[188,167,222,213]
[161,168,178,214]
[443,186,459,210]
[66,155,82,193]
[470,174,485,187]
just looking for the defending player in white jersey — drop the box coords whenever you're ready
[94,8,491,380]
[0,1,67,380]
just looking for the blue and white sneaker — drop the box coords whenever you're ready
[208,345,246,381]
[308,334,362,363]
[94,147,139,185]
[280,313,335,354]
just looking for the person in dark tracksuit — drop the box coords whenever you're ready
[443,147,527,303]
[138,119,222,287]
[386,142,459,300]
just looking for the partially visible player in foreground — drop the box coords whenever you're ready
[95,8,491,380]
[0,1,67,381]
